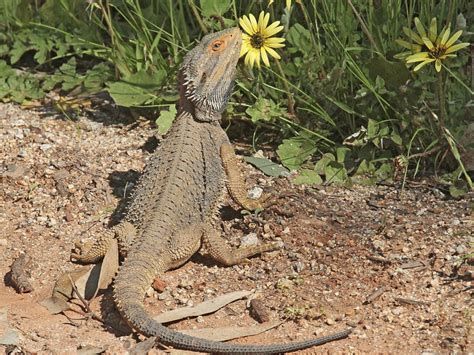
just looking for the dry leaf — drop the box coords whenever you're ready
[0,308,20,346]
[154,290,253,323]
[39,296,71,314]
[93,239,119,299]
[52,239,119,302]
[52,266,92,301]
[180,321,284,341]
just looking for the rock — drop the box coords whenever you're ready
[196,315,204,323]
[158,290,170,301]
[240,233,259,247]
[391,307,403,316]
[293,261,305,273]
[248,186,263,199]
[325,317,336,325]
[152,278,167,292]
[0,239,7,247]
[276,278,293,290]
[455,244,467,255]
[145,287,155,298]
[249,298,270,323]
[40,143,53,152]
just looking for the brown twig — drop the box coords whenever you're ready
[67,275,103,322]
[364,286,387,305]
[367,255,392,265]
[394,297,431,306]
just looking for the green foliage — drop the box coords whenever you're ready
[0,0,472,193]
[156,104,177,135]
[244,156,289,177]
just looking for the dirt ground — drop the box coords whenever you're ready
[1,102,472,354]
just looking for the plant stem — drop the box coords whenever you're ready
[188,0,207,33]
[274,59,295,116]
[437,70,446,134]
[347,0,381,54]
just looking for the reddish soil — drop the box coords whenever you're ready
[1,103,472,354]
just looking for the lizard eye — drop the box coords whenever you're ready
[211,40,224,52]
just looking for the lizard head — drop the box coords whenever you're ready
[181,27,242,120]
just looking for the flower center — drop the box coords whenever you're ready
[250,33,265,49]
[429,45,446,59]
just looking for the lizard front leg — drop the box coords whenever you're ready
[71,221,137,263]
[202,227,278,266]
[220,143,270,211]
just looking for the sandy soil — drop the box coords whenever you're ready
[1,102,472,354]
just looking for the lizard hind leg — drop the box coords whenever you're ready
[71,221,137,264]
[203,228,279,266]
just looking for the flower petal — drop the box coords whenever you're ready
[414,17,427,38]
[444,42,470,54]
[403,27,424,45]
[239,16,254,35]
[249,14,258,33]
[261,47,270,66]
[264,46,281,60]
[439,27,451,46]
[435,59,442,72]
[395,39,422,51]
[421,36,434,50]
[265,37,286,48]
[428,18,437,43]
[444,30,463,48]
[413,58,435,71]
[263,23,284,37]
[240,41,251,57]
[286,0,292,11]
[406,52,431,63]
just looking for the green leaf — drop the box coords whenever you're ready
[83,63,113,92]
[107,69,166,107]
[244,156,289,177]
[324,161,348,185]
[277,137,317,171]
[156,105,177,135]
[367,119,378,138]
[293,169,322,185]
[200,0,231,17]
[336,147,350,163]
[287,24,311,55]
[314,153,335,175]
[246,97,284,123]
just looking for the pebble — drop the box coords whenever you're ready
[293,261,305,273]
[196,316,204,323]
[0,239,7,246]
[391,307,403,316]
[17,149,27,158]
[240,233,259,247]
[325,318,336,325]
[145,287,155,298]
[47,218,57,227]
[276,278,293,290]
[455,244,467,255]
[40,143,52,152]
[158,290,170,300]
[248,186,263,199]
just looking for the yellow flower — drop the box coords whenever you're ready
[396,17,470,72]
[268,0,293,11]
[239,11,285,68]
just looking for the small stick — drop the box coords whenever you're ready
[367,255,392,265]
[364,286,387,305]
[67,275,103,322]
[394,297,431,306]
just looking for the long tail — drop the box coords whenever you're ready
[113,249,351,353]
